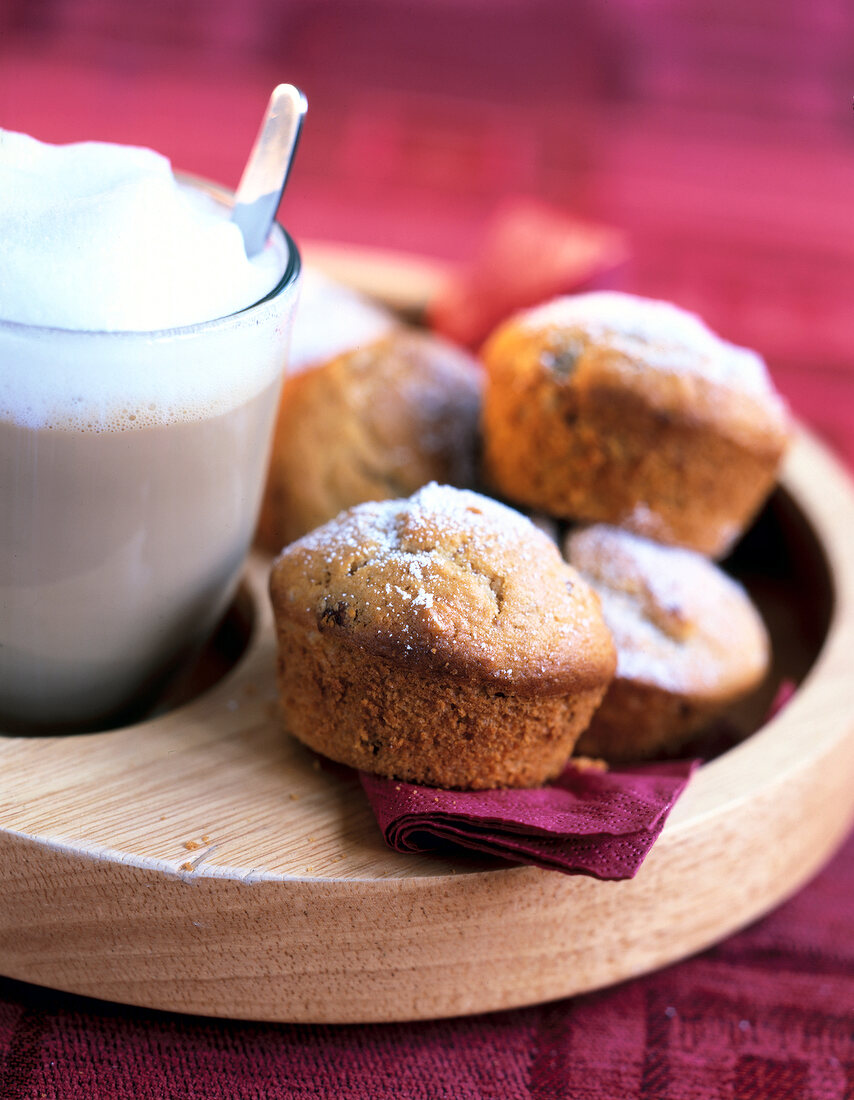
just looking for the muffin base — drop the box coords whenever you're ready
[574,678,727,763]
[276,627,609,789]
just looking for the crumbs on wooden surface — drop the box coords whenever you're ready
[289,792,301,801]
[180,861,194,872]
[572,756,610,773]
[183,839,201,851]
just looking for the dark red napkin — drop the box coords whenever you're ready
[360,759,697,879]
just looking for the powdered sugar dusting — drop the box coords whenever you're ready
[284,483,613,689]
[298,482,537,564]
[566,523,768,694]
[522,291,774,397]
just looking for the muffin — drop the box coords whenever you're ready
[270,484,616,789]
[565,524,770,762]
[257,329,482,551]
[482,292,791,557]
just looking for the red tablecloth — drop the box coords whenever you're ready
[2,22,854,1097]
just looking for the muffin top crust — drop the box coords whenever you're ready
[485,291,790,450]
[294,328,482,495]
[260,327,483,546]
[565,523,769,697]
[270,483,615,697]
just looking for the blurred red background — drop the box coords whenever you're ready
[1,0,852,458]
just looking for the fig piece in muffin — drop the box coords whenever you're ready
[566,524,770,762]
[270,484,616,789]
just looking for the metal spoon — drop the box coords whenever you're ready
[232,84,307,257]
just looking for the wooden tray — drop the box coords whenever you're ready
[2,250,853,1022]
[2,429,852,1024]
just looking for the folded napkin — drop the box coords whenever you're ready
[360,759,697,879]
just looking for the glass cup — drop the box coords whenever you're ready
[0,185,300,732]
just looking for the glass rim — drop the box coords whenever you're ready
[0,175,301,340]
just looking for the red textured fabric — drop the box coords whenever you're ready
[361,760,697,878]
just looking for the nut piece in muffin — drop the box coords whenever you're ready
[482,292,791,557]
[270,484,616,789]
[258,328,482,551]
[565,524,770,762]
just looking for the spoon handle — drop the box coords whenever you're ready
[232,84,307,258]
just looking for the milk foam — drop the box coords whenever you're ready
[0,130,283,331]
[0,131,297,432]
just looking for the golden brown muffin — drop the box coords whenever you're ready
[482,292,791,557]
[258,329,482,551]
[565,524,770,762]
[270,484,616,789]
